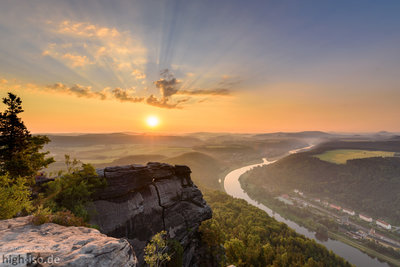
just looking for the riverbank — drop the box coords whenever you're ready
[223,152,394,267]
[240,178,400,267]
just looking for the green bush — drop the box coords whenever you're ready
[0,174,32,219]
[30,206,87,227]
[42,157,106,221]
[144,231,172,267]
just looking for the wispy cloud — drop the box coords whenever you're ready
[42,20,147,76]
[47,83,107,100]
[57,21,120,38]
[8,18,239,110]
[62,53,93,67]
[131,69,146,80]
[177,88,231,96]
[145,94,189,109]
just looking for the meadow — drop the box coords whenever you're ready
[314,149,396,164]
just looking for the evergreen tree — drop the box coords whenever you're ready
[0,92,54,179]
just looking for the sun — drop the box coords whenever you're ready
[146,116,160,128]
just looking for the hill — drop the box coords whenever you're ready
[46,133,203,147]
[164,152,226,190]
[94,154,167,168]
[243,150,400,224]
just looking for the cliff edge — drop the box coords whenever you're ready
[90,162,212,266]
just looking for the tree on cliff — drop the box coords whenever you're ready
[0,92,54,179]
[144,231,172,267]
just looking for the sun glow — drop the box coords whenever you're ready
[146,116,159,128]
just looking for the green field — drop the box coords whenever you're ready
[314,149,395,164]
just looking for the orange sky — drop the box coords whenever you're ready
[2,82,399,134]
[1,1,400,133]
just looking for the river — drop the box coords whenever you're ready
[223,146,390,267]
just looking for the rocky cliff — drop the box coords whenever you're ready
[89,162,212,266]
[0,216,137,267]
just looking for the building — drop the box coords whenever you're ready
[294,189,299,194]
[359,214,373,223]
[322,201,329,207]
[329,204,341,211]
[342,208,355,216]
[376,219,391,230]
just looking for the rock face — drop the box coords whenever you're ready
[90,162,212,266]
[0,216,137,267]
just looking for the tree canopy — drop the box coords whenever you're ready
[0,92,54,179]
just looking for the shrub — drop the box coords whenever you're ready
[144,231,172,267]
[30,206,87,227]
[0,174,32,219]
[43,157,106,221]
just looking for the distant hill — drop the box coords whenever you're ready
[314,140,400,153]
[164,152,226,190]
[94,154,167,168]
[253,131,332,139]
[46,133,203,147]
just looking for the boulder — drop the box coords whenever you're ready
[0,216,137,267]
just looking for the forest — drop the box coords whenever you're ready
[243,151,400,224]
[199,190,352,267]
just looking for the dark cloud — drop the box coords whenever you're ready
[154,78,179,98]
[150,69,186,109]
[177,88,231,96]
[47,83,107,100]
[145,94,189,109]
[112,88,144,103]
[46,69,236,109]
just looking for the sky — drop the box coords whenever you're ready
[0,0,400,133]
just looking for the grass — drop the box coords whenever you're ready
[314,149,395,164]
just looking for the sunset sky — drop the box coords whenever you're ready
[0,0,400,133]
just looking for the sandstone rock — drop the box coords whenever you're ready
[90,162,212,266]
[0,216,137,267]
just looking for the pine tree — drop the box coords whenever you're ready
[0,92,54,179]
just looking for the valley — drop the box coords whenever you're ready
[41,131,400,266]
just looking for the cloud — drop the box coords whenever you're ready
[57,21,120,38]
[43,20,147,75]
[131,69,146,80]
[154,77,179,98]
[62,53,93,67]
[47,83,106,100]
[112,88,144,103]
[177,88,231,96]
[149,69,188,108]
[145,94,189,109]
[148,69,234,108]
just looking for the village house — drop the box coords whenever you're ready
[376,219,391,230]
[359,214,373,223]
[342,208,355,216]
[329,204,341,211]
